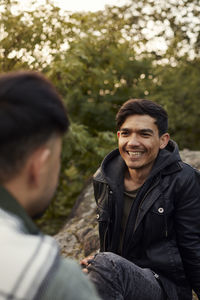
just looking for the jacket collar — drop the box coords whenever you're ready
[93,149,126,189]
[0,186,40,235]
[148,140,182,178]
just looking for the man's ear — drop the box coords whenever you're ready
[117,131,120,139]
[26,147,51,187]
[159,133,170,150]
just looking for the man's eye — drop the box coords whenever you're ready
[121,131,128,136]
[141,133,151,137]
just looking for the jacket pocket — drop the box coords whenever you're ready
[96,207,109,221]
[144,201,171,243]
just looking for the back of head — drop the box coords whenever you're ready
[116,98,168,136]
[0,70,69,183]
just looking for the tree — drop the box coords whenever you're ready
[0,0,199,233]
[150,58,200,150]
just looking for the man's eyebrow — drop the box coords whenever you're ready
[120,128,154,134]
[120,128,129,131]
[139,129,154,134]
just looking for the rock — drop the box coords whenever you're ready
[54,180,99,260]
[180,149,200,169]
[54,150,200,261]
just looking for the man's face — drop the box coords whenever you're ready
[117,114,168,173]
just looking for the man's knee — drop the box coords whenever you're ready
[92,252,124,268]
[95,251,118,260]
[91,252,116,266]
[91,252,138,276]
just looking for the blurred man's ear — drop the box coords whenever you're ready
[159,133,170,150]
[26,147,51,188]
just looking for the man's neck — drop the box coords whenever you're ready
[3,180,30,215]
[124,166,152,191]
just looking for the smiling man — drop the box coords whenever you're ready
[81,99,200,300]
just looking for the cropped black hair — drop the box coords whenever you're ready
[116,98,168,136]
[0,70,69,182]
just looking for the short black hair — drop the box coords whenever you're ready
[0,70,69,182]
[116,98,168,136]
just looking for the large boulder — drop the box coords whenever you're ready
[55,149,200,261]
[54,180,99,260]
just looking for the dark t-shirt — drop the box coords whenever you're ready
[118,189,139,254]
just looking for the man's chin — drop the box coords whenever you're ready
[32,208,48,220]
[127,163,142,169]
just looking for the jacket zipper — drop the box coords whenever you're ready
[103,185,112,251]
[103,225,108,251]
[122,178,160,254]
[133,179,160,232]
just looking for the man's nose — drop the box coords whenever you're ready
[128,134,140,146]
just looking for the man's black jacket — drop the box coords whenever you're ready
[93,140,200,300]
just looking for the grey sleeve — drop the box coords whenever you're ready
[41,258,101,300]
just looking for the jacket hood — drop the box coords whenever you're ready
[94,140,182,188]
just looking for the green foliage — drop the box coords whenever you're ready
[48,37,153,133]
[0,0,199,233]
[36,123,116,234]
[150,59,200,150]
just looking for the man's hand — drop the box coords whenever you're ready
[80,255,94,273]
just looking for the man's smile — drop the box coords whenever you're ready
[126,151,145,157]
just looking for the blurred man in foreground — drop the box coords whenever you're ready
[0,71,100,300]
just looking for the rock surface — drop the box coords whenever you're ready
[55,149,200,261]
[55,180,99,260]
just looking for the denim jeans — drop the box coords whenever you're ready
[88,252,166,300]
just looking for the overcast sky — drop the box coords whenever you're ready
[15,0,128,12]
[52,0,127,12]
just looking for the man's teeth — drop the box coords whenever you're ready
[128,151,143,157]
